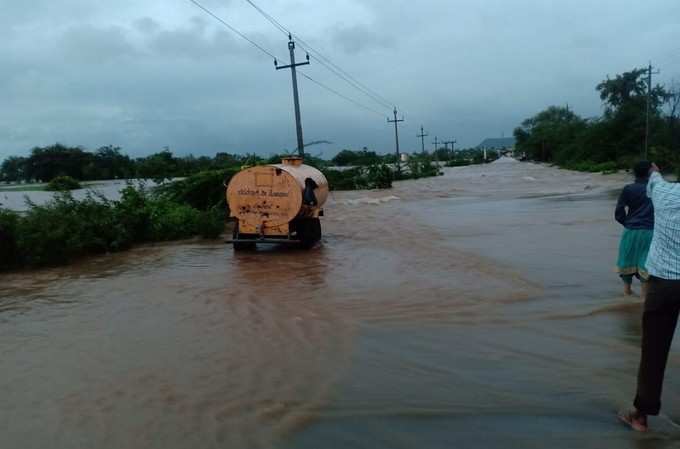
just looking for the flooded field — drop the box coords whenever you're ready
[2,160,679,448]
[0,179,163,212]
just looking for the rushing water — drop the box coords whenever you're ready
[2,160,679,448]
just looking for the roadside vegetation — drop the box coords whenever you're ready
[45,175,81,191]
[514,68,680,176]
[0,136,493,272]
[0,184,224,270]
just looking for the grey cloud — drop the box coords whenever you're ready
[59,25,137,63]
[1,0,680,160]
[331,24,392,54]
[133,17,161,35]
[147,19,239,60]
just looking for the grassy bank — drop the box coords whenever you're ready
[0,184,224,270]
[0,159,446,272]
[557,160,619,174]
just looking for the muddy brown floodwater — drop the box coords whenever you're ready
[2,160,679,448]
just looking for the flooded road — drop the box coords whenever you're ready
[2,160,679,448]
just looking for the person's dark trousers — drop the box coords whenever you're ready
[634,276,680,415]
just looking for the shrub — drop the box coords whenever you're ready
[445,159,471,167]
[46,175,81,191]
[155,169,237,211]
[196,208,226,239]
[323,167,363,190]
[0,209,20,268]
[114,184,153,245]
[561,160,618,173]
[407,159,441,179]
[323,164,394,191]
[0,183,226,271]
[147,199,201,241]
[366,164,394,189]
[16,193,104,265]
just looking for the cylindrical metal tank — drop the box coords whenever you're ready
[226,157,328,238]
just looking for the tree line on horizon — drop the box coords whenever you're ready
[0,143,484,184]
[514,67,680,174]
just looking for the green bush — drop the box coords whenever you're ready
[0,183,226,270]
[407,159,441,179]
[46,175,81,191]
[561,160,618,173]
[365,164,394,189]
[147,199,202,241]
[445,159,471,167]
[155,169,238,210]
[323,167,364,190]
[0,209,20,269]
[323,164,394,190]
[114,184,153,245]
[196,208,226,239]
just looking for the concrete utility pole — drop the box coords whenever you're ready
[387,107,404,174]
[275,34,310,157]
[432,136,439,153]
[417,125,428,154]
[645,62,660,159]
[444,139,457,156]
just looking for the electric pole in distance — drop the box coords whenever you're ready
[444,139,457,158]
[417,125,428,154]
[432,136,439,153]
[644,62,660,159]
[275,34,310,157]
[388,107,404,175]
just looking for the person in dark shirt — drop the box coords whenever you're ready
[614,161,654,297]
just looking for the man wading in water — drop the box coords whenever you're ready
[619,163,680,432]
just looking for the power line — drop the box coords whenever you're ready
[243,0,289,36]
[417,126,428,153]
[645,62,660,159]
[188,0,280,60]
[299,72,387,117]
[299,42,394,109]
[388,107,405,175]
[187,1,388,120]
[305,52,394,110]
[275,35,309,156]
[241,0,396,111]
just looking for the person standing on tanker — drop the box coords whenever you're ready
[619,163,680,432]
[615,161,654,298]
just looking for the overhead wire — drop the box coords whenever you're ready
[298,72,387,118]
[187,0,390,119]
[243,0,289,37]
[296,38,395,109]
[188,0,280,60]
[241,0,397,111]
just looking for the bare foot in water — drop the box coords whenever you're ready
[618,409,648,432]
[623,284,633,296]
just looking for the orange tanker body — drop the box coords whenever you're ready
[226,156,328,250]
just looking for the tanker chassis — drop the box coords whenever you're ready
[226,157,328,250]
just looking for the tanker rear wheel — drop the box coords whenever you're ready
[296,218,321,249]
[232,223,256,251]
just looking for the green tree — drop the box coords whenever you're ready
[514,106,587,162]
[0,156,27,183]
[24,144,91,182]
[596,68,668,157]
[331,148,382,166]
[90,146,135,180]
[136,149,180,181]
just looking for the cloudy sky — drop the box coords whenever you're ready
[1,0,679,160]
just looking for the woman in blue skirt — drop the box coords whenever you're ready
[615,161,654,297]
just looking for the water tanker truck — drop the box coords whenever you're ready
[226,157,328,250]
